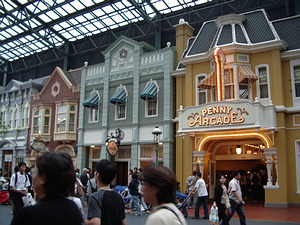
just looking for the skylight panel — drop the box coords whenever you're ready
[1,17,10,28]
[111,14,124,23]
[2,1,16,11]
[62,3,77,14]
[83,13,94,20]
[26,3,41,14]
[78,25,89,34]
[84,23,97,32]
[54,7,69,17]
[92,8,105,17]
[32,1,48,12]
[92,21,104,29]
[102,17,115,26]
[39,13,53,23]
[69,18,79,25]
[113,2,126,10]
[11,25,24,34]
[102,5,114,14]
[81,0,94,7]
[70,0,85,11]
[45,10,60,21]
[123,11,135,20]
[75,15,87,23]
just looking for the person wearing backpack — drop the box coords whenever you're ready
[128,172,142,216]
[87,169,97,202]
[9,161,31,215]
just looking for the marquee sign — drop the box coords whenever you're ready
[178,101,263,131]
[188,105,247,127]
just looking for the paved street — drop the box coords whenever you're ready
[1,204,300,225]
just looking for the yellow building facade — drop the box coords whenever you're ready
[172,10,300,207]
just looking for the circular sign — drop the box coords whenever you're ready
[106,139,119,156]
[30,141,47,151]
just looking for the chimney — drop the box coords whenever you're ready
[174,19,194,65]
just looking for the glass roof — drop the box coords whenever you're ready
[0,0,212,62]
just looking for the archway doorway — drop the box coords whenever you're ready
[208,139,267,203]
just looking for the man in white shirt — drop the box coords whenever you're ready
[9,161,31,215]
[222,170,246,225]
[191,172,209,219]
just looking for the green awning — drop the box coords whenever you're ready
[110,87,127,104]
[140,82,158,100]
[83,92,99,108]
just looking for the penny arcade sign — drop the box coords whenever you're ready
[177,101,277,132]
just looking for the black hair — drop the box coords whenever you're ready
[231,170,240,178]
[196,172,202,178]
[217,174,225,180]
[141,166,177,204]
[192,171,197,176]
[18,161,26,167]
[96,159,117,185]
[36,152,76,198]
[132,173,138,180]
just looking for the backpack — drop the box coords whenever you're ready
[89,180,97,193]
[80,174,89,186]
[9,173,28,194]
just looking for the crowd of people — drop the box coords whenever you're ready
[2,151,267,225]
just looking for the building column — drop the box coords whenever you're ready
[264,147,279,188]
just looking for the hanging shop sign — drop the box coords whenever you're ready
[106,139,119,156]
[30,135,47,151]
[105,128,125,156]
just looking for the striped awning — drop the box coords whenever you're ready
[140,82,158,100]
[238,66,258,82]
[110,87,127,104]
[198,70,216,89]
[83,92,99,108]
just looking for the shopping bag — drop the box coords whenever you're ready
[209,204,219,225]
[22,193,36,207]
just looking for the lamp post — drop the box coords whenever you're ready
[152,125,162,167]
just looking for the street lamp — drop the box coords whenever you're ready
[152,125,162,166]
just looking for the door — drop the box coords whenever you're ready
[209,160,216,199]
[116,162,128,186]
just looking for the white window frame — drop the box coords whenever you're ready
[256,64,271,105]
[145,98,158,117]
[22,102,30,128]
[0,107,5,127]
[291,59,300,107]
[55,102,78,133]
[114,86,128,121]
[195,74,207,105]
[31,107,52,135]
[115,102,127,120]
[89,107,99,123]
[88,91,100,123]
[295,140,300,195]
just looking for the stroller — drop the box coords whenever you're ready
[176,191,192,218]
[114,185,132,209]
[0,181,9,204]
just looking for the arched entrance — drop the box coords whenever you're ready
[192,132,278,203]
[0,140,19,178]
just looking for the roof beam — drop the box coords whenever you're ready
[127,0,154,25]
[0,5,66,55]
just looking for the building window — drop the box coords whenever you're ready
[146,99,157,117]
[32,107,51,135]
[224,68,234,100]
[57,105,67,132]
[23,106,29,127]
[116,102,126,119]
[44,109,50,134]
[196,75,207,105]
[89,108,98,123]
[33,109,41,134]
[56,103,77,132]
[69,105,75,131]
[14,110,18,128]
[257,66,269,99]
[294,66,300,98]
[239,79,249,99]
[0,111,4,126]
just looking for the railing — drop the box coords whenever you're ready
[86,64,105,77]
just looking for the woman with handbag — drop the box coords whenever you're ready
[213,174,229,223]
